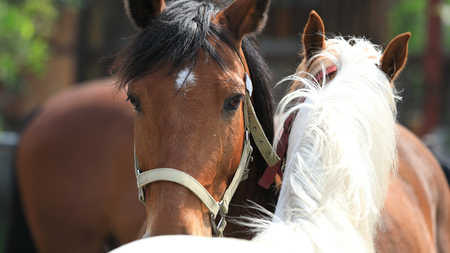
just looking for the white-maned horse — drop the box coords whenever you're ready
[111,14,404,253]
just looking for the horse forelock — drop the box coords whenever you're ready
[250,36,400,253]
[111,0,224,90]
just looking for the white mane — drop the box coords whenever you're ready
[250,37,400,253]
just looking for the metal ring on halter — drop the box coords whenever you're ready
[210,201,227,237]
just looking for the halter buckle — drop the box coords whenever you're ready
[210,201,227,237]
[241,144,253,181]
[135,167,146,203]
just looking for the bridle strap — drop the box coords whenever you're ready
[219,138,253,215]
[314,65,337,82]
[258,113,295,189]
[245,94,280,167]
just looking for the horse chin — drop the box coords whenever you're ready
[143,182,213,237]
[144,215,212,237]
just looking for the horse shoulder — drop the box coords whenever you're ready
[376,124,450,253]
[17,79,143,251]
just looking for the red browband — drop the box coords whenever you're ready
[258,113,295,189]
[314,65,337,83]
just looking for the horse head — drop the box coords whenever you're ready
[111,0,276,237]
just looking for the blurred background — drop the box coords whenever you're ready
[0,0,449,134]
[1,0,450,251]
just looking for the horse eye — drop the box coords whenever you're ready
[225,95,243,111]
[126,95,141,112]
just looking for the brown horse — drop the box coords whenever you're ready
[15,79,146,252]
[15,0,279,251]
[291,11,450,252]
[110,0,278,238]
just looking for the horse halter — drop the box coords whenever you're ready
[134,73,280,237]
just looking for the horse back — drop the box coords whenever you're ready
[16,79,145,252]
[376,124,450,253]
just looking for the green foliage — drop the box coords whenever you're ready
[0,0,57,91]
[389,0,450,55]
[442,1,450,54]
[388,0,426,56]
[0,0,87,92]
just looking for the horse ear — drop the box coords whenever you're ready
[302,11,325,60]
[218,0,271,40]
[125,0,166,29]
[380,32,411,82]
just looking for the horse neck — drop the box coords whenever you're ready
[256,38,399,253]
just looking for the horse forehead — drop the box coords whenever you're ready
[175,68,197,91]
[178,49,246,94]
[175,66,244,94]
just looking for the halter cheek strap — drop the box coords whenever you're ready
[134,73,279,237]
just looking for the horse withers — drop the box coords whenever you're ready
[110,0,278,238]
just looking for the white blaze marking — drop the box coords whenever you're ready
[245,73,253,97]
[175,68,196,90]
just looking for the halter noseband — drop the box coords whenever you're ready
[134,73,280,237]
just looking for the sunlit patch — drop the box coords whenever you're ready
[175,68,196,91]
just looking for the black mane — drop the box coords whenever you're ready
[111,0,228,89]
[111,0,276,196]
